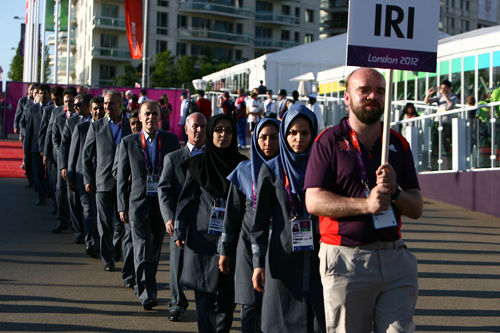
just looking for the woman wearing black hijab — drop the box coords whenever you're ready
[173,114,247,333]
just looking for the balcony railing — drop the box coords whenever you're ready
[254,38,299,49]
[255,11,299,25]
[93,15,126,29]
[92,47,130,59]
[320,0,348,10]
[177,29,254,44]
[178,1,254,18]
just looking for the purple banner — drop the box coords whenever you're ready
[347,45,437,73]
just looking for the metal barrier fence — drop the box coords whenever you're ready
[206,91,500,173]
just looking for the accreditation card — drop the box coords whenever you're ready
[290,219,314,252]
[146,174,159,196]
[208,207,225,235]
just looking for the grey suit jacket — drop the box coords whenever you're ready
[68,121,91,191]
[116,131,181,222]
[22,103,44,153]
[52,113,76,168]
[82,115,132,192]
[43,105,64,164]
[158,146,192,223]
[60,115,84,170]
[14,96,30,131]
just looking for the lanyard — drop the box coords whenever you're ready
[284,172,297,217]
[347,119,370,190]
[251,180,256,209]
[113,119,123,142]
[141,129,162,170]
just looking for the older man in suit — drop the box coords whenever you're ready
[21,83,52,205]
[39,85,64,216]
[158,112,206,320]
[53,88,85,243]
[117,100,180,310]
[67,96,105,258]
[83,89,132,272]
[44,86,76,233]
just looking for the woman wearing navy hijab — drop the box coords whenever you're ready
[251,105,326,332]
[219,118,280,333]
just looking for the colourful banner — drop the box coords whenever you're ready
[45,0,55,32]
[60,0,68,32]
[124,0,143,60]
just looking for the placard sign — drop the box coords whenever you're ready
[346,0,440,73]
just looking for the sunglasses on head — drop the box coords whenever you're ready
[213,126,233,134]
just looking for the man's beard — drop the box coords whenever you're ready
[351,100,384,125]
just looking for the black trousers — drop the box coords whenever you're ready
[31,152,46,201]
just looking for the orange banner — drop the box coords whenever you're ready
[124,0,143,59]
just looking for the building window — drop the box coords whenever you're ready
[100,34,118,48]
[461,20,469,31]
[282,5,290,16]
[281,30,290,41]
[235,50,242,62]
[255,26,272,38]
[191,44,211,56]
[304,34,313,44]
[305,9,314,23]
[99,65,116,85]
[295,7,300,18]
[157,12,168,35]
[178,15,187,29]
[236,23,243,35]
[177,43,187,56]
[156,40,167,53]
[214,21,233,33]
[193,17,211,30]
[101,4,119,18]
[256,1,273,12]
[331,12,348,29]
[295,32,300,43]
[158,0,168,7]
[214,47,232,60]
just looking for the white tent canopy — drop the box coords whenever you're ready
[290,72,315,81]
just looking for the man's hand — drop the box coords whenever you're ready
[39,151,43,157]
[14,128,18,134]
[219,255,230,274]
[165,219,174,236]
[376,163,397,195]
[119,211,129,223]
[366,186,391,214]
[19,136,23,142]
[43,156,50,167]
[61,168,68,181]
[68,181,76,192]
[175,239,185,250]
[85,183,94,194]
[252,267,265,293]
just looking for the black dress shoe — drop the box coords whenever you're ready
[52,225,69,233]
[51,208,57,215]
[74,235,84,244]
[27,181,33,188]
[35,198,46,206]
[104,263,115,271]
[86,247,99,258]
[124,280,135,288]
[168,308,184,321]
[143,299,158,310]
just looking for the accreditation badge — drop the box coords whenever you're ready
[146,174,159,196]
[365,189,398,229]
[208,207,225,235]
[290,219,314,252]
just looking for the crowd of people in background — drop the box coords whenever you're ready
[12,68,425,333]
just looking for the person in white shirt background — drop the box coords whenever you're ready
[263,90,276,119]
[307,93,325,133]
[246,92,263,136]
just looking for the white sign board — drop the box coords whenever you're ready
[347,0,440,72]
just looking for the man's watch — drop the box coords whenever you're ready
[391,184,402,201]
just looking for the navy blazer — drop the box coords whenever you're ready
[116,130,181,221]
[82,115,132,192]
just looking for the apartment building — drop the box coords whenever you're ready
[440,0,500,35]
[48,0,320,86]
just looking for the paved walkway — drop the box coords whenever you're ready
[0,177,499,332]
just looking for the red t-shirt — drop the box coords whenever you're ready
[197,98,212,120]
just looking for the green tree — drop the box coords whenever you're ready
[8,43,51,83]
[150,51,178,88]
[177,55,197,88]
[113,64,140,87]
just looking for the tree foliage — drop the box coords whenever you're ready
[8,43,51,83]
[113,64,140,87]
[150,51,178,88]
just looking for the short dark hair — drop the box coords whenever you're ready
[140,89,147,95]
[63,86,77,97]
[198,90,205,97]
[75,94,91,104]
[292,90,299,100]
[91,96,104,105]
[467,95,476,105]
[51,85,64,97]
[442,79,452,88]
[129,110,139,119]
[38,83,51,94]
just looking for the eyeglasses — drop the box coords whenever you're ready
[213,126,233,134]
[92,107,104,111]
